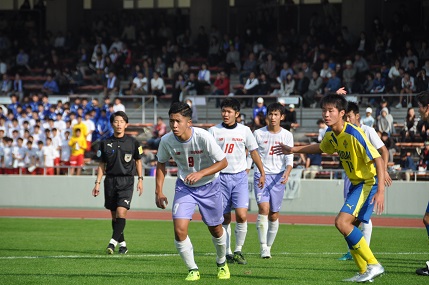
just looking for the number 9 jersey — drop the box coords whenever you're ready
[253,126,294,175]
[157,127,226,187]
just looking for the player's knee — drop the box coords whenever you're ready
[208,224,224,238]
[236,215,247,223]
[423,215,429,226]
[268,212,279,222]
[335,216,349,234]
[174,228,188,241]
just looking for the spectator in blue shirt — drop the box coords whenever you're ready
[41,74,59,95]
[253,97,267,128]
[324,70,341,95]
[399,152,417,181]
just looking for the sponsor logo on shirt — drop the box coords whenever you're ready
[190,150,203,154]
[232,138,243,141]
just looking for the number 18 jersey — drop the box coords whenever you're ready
[253,126,294,175]
[209,123,258,174]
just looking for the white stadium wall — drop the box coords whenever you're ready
[0,175,427,216]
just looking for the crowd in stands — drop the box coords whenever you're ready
[0,2,429,176]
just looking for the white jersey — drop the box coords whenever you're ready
[84,119,95,141]
[253,126,294,175]
[24,147,37,166]
[360,124,384,150]
[157,127,226,187]
[54,120,67,133]
[60,139,71,161]
[12,146,26,167]
[209,123,258,173]
[36,148,44,167]
[43,145,56,167]
[51,135,62,158]
[3,146,13,167]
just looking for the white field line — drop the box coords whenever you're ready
[1,252,428,260]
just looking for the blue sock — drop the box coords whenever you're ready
[345,226,363,250]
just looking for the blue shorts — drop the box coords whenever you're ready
[220,171,249,214]
[426,201,429,214]
[340,177,378,224]
[173,178,224,227]
[254,172,285,213]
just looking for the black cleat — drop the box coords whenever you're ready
[416,261,429,276]
[233,251,248,265]
[226,254,235,264]
[118,246,128,254]
[106,243,115,254]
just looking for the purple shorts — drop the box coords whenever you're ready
[254,172,285,213]
[220,171,249,214]
[173,178,224,227]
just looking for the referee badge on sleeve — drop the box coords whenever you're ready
[124,154,132,162]
[138,146,143,154]
[96,150,101,157]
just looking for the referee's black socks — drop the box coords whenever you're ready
[112,218,126,243]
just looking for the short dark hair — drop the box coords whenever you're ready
[168,102,192,119]
[110,111,129,124]
[346,101,360,114]
[267,102,285,115]
[416,91,429,106]
[320,94,348,113]
[220,98,240,112]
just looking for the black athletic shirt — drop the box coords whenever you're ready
[97,135,143,176]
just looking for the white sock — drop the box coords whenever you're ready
[267,219,279,248]
[234,222,247,253]
[175,236,198,270]
[119,241,126,247]
[211,228,226,264]
[256,214,268,249]
[222,224,232,255]
[109,238,118,247]
[361,219,373,246]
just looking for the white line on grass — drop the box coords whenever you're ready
[1,252,428,260]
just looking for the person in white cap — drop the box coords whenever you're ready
[361,107,375,127]
[253,97,267,128]
[343,60,356,93]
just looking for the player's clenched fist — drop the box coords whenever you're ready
[156,193,168,209]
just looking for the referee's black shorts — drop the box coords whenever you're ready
[104,176,134,211]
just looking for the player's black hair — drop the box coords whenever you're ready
[110,111,129,124]
[267,102,285,115]
[220,98,240,112]
[316,118,325,125]
[416,91,429,106]
[320,94,348,113]
[346,101,360,114]
[169,102,192,119]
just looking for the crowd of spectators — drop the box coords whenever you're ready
[1,2,429,176]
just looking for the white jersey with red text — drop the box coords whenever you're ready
[253,126,294,175]
[157,127,226,187]
[209,123,258,173]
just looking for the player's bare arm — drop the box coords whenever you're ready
[92,161,105,197]
[281,165,293,184]
[250,149,265,188]
[378,145,392,187]
[155,162,168,209]
[371,156,386,215]
[273,142,322,155]
[184,157,228,185]
[135,158,143,196]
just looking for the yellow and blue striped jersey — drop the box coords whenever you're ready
[319,122,380,185]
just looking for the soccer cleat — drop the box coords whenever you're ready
[185,270,200,281]
[226,254,235,264]
[217,263,230,279]
[416,261,429,276]
[118,246,128,254]
[233,251,247,265]
[343,273,373,282]
[355,263,384,283]
[338,252,353,261]
[106,243,115,255]
[261,248,271,259]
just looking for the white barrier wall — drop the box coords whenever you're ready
[0,176,427,216]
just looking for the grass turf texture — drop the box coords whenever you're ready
[0,218,428,285]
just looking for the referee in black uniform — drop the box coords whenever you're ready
[92,111,144,254]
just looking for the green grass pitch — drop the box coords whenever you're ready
[0,217,428,285]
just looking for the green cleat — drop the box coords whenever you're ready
[217,263,231,280]
[338,252,353,261]
[185,270,200,281]
[233,252,247,265]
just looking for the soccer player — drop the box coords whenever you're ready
[338,101,392,261]
[155,102,230,281]
[208,98,266,265]
[273,94,385,282]
[253,102,294,259]
[92,111,143,255]
[415,91,429,276]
